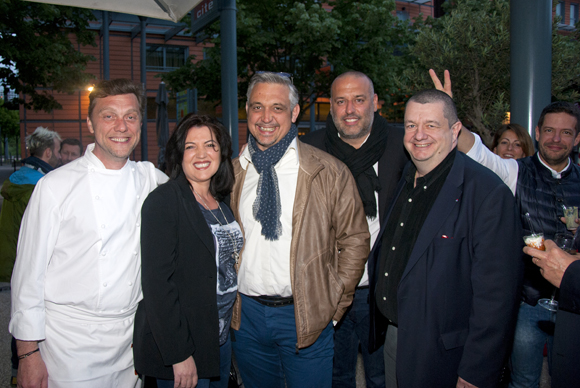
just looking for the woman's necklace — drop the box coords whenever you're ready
[192,188,240,263]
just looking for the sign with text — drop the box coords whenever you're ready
[190,0,220,35]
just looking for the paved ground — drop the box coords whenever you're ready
[1,283,13,388]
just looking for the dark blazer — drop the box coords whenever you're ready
[551,260,580,388]
[299,118,409,221]
[133,173,220,379]
[369,151,524,388]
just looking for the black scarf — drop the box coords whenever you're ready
[21,156,54,174]
[248,125,298,241]
[324,111,389,218]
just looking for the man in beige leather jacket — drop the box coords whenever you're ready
[229,71,369,388]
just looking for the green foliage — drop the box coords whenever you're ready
[161,0,415,122]
[398,0,510,145]
[552,20,580,103]
[328,0,419,108]
[399,0,580,146]
[0,97,19,138]
[0,0,97,112]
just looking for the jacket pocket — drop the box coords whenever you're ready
[440,328,469,350]
[326,262,345,301]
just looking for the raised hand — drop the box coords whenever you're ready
[429,69,453,98]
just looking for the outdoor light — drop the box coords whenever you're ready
[87,85,94,92]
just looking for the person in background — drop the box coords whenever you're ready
[59,138,83,165]
[491,123,535,160]
[0,127,61,282]
[524,240,580,388]
[134,114,242,388]
[0,126,61,386]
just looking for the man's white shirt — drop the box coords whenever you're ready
[237,138,299,297]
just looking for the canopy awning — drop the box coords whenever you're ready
[23,0,202,22]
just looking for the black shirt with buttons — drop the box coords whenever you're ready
[375,147,456,325]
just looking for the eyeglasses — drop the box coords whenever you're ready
[255,71,293,84]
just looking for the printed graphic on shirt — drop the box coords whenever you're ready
[200,204,243,344]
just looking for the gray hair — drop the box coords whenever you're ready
[25,127,61,157]
[407,89,459,126]
[246,72,299,109]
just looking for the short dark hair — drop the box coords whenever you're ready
[491,123,535,158]
[165,114,234,201]
[537,101,580,135]
[88,79,145,119]
[407,89,459,126]
[60,138,83,153]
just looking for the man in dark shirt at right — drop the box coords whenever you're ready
[368,89,523,388]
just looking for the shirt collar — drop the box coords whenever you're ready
[536,153,570,179]
[406,147,457,187]
[239,136,299,170]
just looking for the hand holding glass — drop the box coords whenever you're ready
[537,233,574,312]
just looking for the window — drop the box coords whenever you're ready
[571,3,579,26]
[146,45,187,71]
[300,102,330,122]
[146,97,177,120]
[556,1,566,23]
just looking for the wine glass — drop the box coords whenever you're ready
[537,233,574,312]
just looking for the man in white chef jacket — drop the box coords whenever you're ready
[9,78,168,388]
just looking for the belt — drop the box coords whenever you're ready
[246,294,294,307]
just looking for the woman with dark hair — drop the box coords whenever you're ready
[133,114,242,388]
[491,123,535,160]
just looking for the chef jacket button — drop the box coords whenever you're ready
[128,281,133,286]
[136,222,140,227]
[385,272,388,277]
[95,195,100,200]
[90,168,95,173]
[136,195,140,199]
[103,282,108,287]
[132,168,135,172]
[101,252,106,256]
[133,251,138,255]
[383,297,386,300]
[101,224,106,229]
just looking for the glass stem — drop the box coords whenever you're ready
[550,287,557,303]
